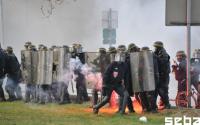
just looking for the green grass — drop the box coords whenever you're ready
[0,101,199,125]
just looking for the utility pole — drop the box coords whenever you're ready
[0,0,4,47]
[186,0,191,107]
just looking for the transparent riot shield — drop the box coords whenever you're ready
[142,51,155,91]
[84,52,99,89]
[130,51,155,92]
[21,50,38,84]
[56,47,71,82]
[37,50,53,85]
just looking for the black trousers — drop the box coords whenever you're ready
[25,84,36,102]
[94,85,124,111]
[92,89,100,106]
[156,75,170,106]
[0,78,5,101]
[121,90,134,113]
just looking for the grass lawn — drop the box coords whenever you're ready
[0,101,199,125]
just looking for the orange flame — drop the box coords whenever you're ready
[109,91,119,109]
[132,97,143,114]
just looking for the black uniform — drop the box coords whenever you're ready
[5,53,22,101]
[154,48,171,108]
[0,48,6,101]
[147,54,159,111]
[51,81,71,104]
[21,50,37,103]
[74,69,88,103]
[134,53,159,112]
[120,53,134,114]
[93,61,125,114]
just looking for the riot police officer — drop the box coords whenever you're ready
[119,44,137,114]
[140,47,159,113]
[22,43,38,103]
[5,46,22,101]
[153,41,171,109]
[71,43,89,102]
[93,45,126,114]
[91,48,110,106]
[51,45,71,104]
[74,68,87,104]
[0,43,6,102]
[99,46,117,103]
[37,46,52,104]
[108,46,117,63]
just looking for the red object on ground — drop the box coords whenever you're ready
[109,91,118,109]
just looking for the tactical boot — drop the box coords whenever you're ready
[93,107,99,114]
[165,103,171,109]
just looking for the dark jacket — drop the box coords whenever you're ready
[124,53,133,95]
[0,48,6,78]
[154,48,170,76]
[74,70,86,89]
[103,61,127,87]
[5,53,21,81]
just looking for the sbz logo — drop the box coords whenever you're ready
[165,116,200,125]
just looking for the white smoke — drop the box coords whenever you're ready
[69,57,102,90]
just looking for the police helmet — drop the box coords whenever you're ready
[108,46,117,54]
[117,45,126,52]
[153,41,163,48]
[98,48,106,54]
[6,46,13,54]
[141,46,150,51]
[128,43,137,52]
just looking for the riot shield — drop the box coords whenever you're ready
[21,50,38,84]
[130,51,155,92]
[54,47,71,82]
[37,50,53,85]
[84,52,99,89]
[142,51,155,91]
[85,52,100,71]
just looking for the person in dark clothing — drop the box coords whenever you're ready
[100,46,116,104]
[108,46,117,64]
[51,46,71,104]
[5,46,22,101]
[74,69,88,103]
[21,42,37,103]
[141,47,159,113]
[52,81,71,104]
[0,44,6,102]
[120,43,137,114]
[93,46,126,114]
[172,51,187,107]
[153,41,171,109]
